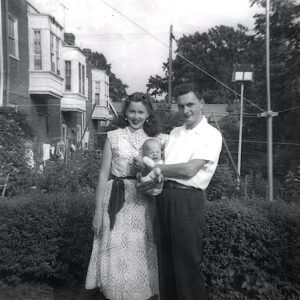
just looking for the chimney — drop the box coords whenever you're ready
[83,48,92,58]
[64,33,75,46]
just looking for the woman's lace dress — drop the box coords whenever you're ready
[86,127,166,300]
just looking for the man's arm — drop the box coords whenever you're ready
[157,159,207,179]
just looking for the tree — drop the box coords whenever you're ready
[147,25,255,104]
[86,51,128,101]
[147,1,300,196]
[0,108,33,195]
[146,74,168,98]
[154,102,184,133]
[246,0,300,182]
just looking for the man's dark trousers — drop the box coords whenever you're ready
[155,186,207,300]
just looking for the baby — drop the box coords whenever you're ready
[140,138,164,196]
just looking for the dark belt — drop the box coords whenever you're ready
[164,180,199,190]
[108,175,136,230]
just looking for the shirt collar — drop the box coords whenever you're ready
[183,116,208,134]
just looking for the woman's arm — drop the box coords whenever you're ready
[93,138,112,235]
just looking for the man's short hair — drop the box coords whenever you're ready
[173,83,203,101]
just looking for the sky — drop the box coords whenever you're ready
[30,0,261,94]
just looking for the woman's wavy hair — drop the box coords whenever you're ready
[113,92,161,137]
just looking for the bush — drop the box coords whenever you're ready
[1,194,299,299]
[0,282,53,300]
[203,199,300,299]
[0,108,34,195]
[281,165,300,203]
[206,163,239,201]
[33,152,100,194]
[0,192,94,285]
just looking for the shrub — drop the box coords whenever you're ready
[0,282,53,300]
[206,163,239,201]
[0,192,94,285]
[33,152,100,194]
[281,165,300,203]
[0,193,299,299]
[203,199,300,300]
[0,108,34,195]
[244,172,268,198]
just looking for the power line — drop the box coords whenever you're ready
[157,119,300,146]
[100,0,265,113]
[225,139,300,146]
[155,107,259,116]
[175,51,265,112]
[277,105,300,113]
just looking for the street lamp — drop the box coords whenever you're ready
[232,64,254,184]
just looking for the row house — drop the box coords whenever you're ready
[91,68,111,150]
[28,5,64,144]
[0,0,30,112]
[61,33,88,149]
[1,0,113,166]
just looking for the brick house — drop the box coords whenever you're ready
[0,0,30,114]
[0,0,114,159]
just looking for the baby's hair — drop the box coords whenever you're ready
[142,138,161,155]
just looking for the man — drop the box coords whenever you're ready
[139,83,222,300]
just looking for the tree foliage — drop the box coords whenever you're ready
[147,0,300,191]
[86,51,128,101]
[0,108,33,195]
[245,0,300,180]
[147,25,255,103]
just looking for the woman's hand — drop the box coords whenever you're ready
[92,210,103,236]
[136,172,162,194]
[133,156,144,171]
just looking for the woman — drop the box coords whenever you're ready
[85,93,165,300]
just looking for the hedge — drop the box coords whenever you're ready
[0,193,299,299]
[203,199,300,299]
[0,192,94,286]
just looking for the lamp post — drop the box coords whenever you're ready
[232,64,254,184]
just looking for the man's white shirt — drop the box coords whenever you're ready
[164,116,222,190]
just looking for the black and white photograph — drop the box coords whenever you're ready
[0,0,299,299]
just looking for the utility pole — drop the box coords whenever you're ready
[60,3,68,30]
[237,82,244,184]
[232,64,254,185]
[266,0,274,201]
[168,25,173,107]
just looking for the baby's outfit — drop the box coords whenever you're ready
[140,159,164,196]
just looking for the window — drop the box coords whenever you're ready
[95,81,100,105]
[78,63,81,94]
[8,14,19,58]
[65,61,71,91]
[50,33,55,72]
[33,30,42,70]
[56,37,60,75]
[105,82,109,97]
[100,120,108,126]
[106,82,110,107]
[95,93,100,105]
[78,63,85,95]
[82,65,85,95]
